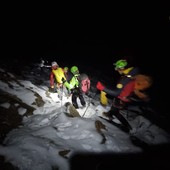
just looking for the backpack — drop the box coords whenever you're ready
[79,73,91,93]
[134,74,152,91]
[133,74,153,101]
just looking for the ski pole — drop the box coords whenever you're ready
[60,85,64,107]
[82,90,98,117]
[82,100,91,117]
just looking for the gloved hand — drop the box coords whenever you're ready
[96,81,105,91]
[61,77,66,83]
[49,87,55,93]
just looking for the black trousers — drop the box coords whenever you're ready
[109,98,132,131]
[72,91,86,109]
[109,106,132,131]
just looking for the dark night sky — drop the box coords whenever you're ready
[2,6,169,72]
[2,2,169,62]
[3,8,169,66]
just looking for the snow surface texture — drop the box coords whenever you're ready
[0,61,170,170]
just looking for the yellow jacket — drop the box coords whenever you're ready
[52,68,66,84]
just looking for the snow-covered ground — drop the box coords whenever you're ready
[0,59,170,170]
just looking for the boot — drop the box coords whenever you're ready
[73,103,79,109]
[103,112,113,120]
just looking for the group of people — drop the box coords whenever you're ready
[48,57,152,132]
[49,61,87,109]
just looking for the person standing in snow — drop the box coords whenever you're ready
[96,58,152,132]
[62,66,86,109]
[63,66,72,97]
[49,61,67,100]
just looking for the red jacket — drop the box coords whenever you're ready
[118,80,135,102]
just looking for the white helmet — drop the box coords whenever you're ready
[51,61,58,67]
